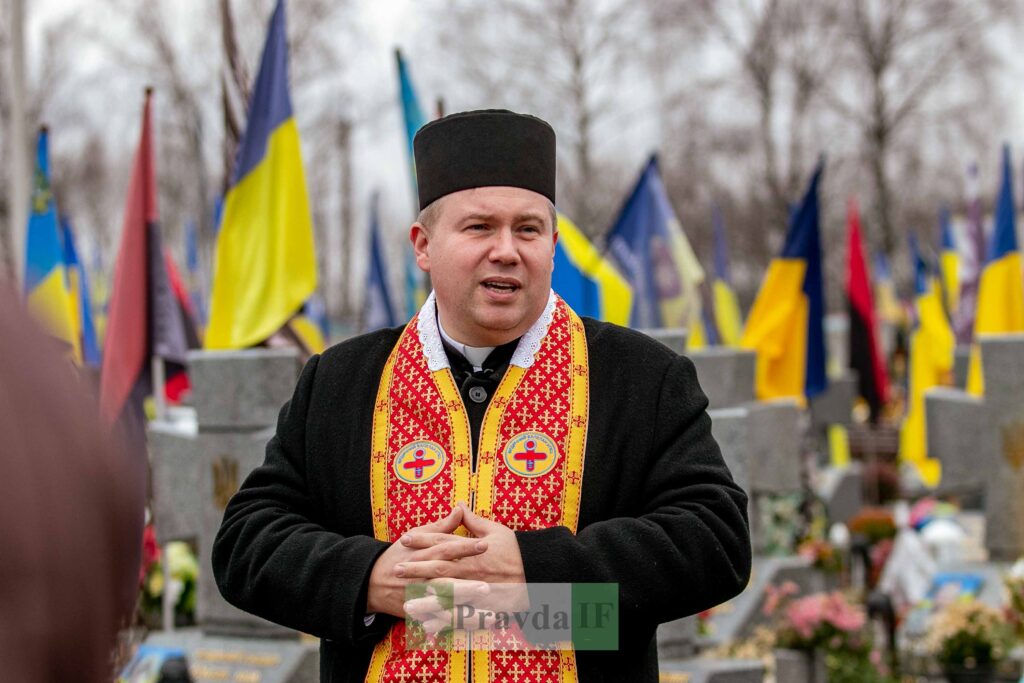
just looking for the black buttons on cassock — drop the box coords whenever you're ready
[468,385,488,403]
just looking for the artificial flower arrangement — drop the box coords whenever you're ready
[923,597,1012,682]
[764,582,894,683]
[139,523,199,627]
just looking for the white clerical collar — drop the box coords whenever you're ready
[416,290,558,373]
[437,318,494,372]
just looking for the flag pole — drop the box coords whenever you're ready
[152,356,167,422]
[7,0,28,285]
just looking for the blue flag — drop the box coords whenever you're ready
[606,155,704,330]
[364,195,398,331]
[24,128,81,362]
[60,217,101,367]
[394,49,429,318]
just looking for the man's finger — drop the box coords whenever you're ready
[459,502,499,535]
[418,505,465,534]
[401,531,473,549]
[395,559,466,580]
[409,538,487,562]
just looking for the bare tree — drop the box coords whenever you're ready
[432,0,646,236]
[821,0,1012,258]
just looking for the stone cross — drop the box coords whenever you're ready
[149,348,301,634]
[925,334,1024,561]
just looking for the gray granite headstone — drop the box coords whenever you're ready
[657,658,765,683]
[657,615,699,660]
[144,629,318,683]
[808,371,857,433]
[952,345,971,390]
[148,348,302,635]
[688,348,756,410]
[710,401,801,555]
[924,335,1024,560]
[187,348,301,429]
[925,387,988,500]
[814,463,863,526]
[638,327,688,355]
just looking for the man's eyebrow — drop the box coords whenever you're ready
[456,211,550,225]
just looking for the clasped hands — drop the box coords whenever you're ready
[366,502,528,634]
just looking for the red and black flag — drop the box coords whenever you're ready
[99,89,196,447]
[845,199,890,422]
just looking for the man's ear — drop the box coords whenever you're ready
[410,223,430,272]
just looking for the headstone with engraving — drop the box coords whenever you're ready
[688,348,756,410]
[147,348,318,682]
[924,334,1024,560]
[711,400,802,554]
[143,631,319,683]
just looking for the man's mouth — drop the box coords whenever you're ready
[481,279,521,293]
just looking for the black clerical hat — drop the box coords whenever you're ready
[413,109,556,210]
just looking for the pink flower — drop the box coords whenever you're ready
[824,592,866,632]
[763,581,800,616]
[786,595,826,640]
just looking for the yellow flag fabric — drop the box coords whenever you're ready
[899,279,953,487]
[741,259,809,401]
[828,424,851,469]
[289,314,327,354]
[206,2,316,349]
[553,214,633,326]
[966,252,1024,395]
[713,279,743,346]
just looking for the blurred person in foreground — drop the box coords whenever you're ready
[213,110,751,682]
[0,288,146,682]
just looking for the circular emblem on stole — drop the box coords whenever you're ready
[393,441,447,484]
[502,432,560,478]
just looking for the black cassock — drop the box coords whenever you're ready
[213,318,752,683]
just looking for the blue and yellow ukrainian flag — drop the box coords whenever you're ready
[206,0,316,349]
[552,213,632,325]
[61,217,101,367]
[24,128,81,363]
[966,145,1024,395]
[872,250,905,327]
[606,155,705,340]
[395,49,430,318]
[711,205,743,346]
[899,234,953,487]
[741,161,827,401]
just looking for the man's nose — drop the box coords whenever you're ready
[488,229,520,264]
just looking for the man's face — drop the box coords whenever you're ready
[411,186,558,346]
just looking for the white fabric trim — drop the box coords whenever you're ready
[415,290,557,371]
[509,290,557,369]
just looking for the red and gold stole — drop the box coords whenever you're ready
[365,293,588,683]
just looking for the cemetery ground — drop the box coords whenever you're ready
[120,334,1024,683]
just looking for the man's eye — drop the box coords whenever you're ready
[520,225,540,234]
[467,224,487,231]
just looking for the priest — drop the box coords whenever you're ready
[213,109,751,682]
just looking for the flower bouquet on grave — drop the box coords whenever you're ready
[797,537,844,575]
[923,597,1012,683]
[764,583,894,683]
[139,528,199,628]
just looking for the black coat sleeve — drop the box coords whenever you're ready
[211,354,394,645]
[514,354,751,633]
